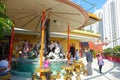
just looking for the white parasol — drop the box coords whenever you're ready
[4,0,89,32]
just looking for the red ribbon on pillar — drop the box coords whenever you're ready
[67,22,70,62]
[8,26,14,67]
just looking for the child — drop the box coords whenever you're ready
[44,56,50,68]
[75,49,79,60]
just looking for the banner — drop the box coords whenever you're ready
[88,41,103,52]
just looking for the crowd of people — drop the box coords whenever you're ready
[15,39,81,61]
[14,39,104,78]
[0,39,105,79]
[0,41,106,80]
[15,40,65,60]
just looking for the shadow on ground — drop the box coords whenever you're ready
[108,62,120,79]
[84,60,120,80]
[109,71,120,78]
[93,68,99,73]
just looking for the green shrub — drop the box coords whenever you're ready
[104,46,120,58]
[113,46,120,53]
[0,3,13,39]
[104,48,114,55]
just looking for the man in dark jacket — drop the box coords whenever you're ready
[70,43,75,58]
[84,48,93,75]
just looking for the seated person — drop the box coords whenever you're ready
[43,56,50,80]
[0,58,9,76]
[43,57,50,68]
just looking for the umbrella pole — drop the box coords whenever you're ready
[67,22,70,64]
[40,26,44,68]
[39,11,46,76]
[8,25,14,67]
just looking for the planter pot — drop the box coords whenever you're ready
[112,57,116,62]
[116,57,120,63]
[105,55,112,61]
[104,55,120,63]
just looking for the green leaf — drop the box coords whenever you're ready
[0,3,6,13]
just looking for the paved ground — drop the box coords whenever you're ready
[11,57,120,80]
[80,58,120,80]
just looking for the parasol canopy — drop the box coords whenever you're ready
[3,0,90,32]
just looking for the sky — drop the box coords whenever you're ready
[71,0,107,13]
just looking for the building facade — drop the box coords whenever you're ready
[85,0,120,48]
[103,0,120,48]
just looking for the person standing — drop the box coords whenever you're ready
[97,53,104,74]
[84,48,93,76]
[70,43,75,58]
